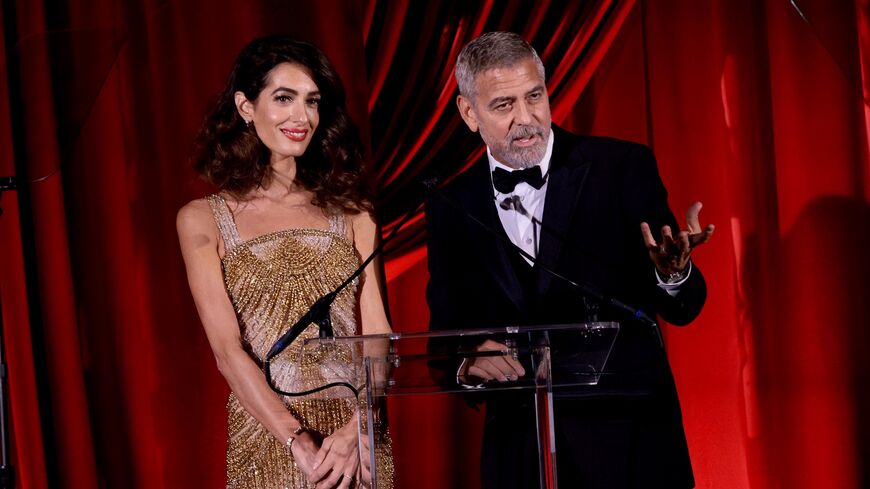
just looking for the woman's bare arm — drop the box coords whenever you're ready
[176,200,315,461]
[351,211,392,335]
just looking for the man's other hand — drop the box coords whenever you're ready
[640,201,714,277]
[460,339,526,383]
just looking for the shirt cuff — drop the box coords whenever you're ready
[456,358,485,389]
[655,261,693,297]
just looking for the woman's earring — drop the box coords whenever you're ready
[245,119,252,128]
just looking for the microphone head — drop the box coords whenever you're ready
[499,196,514,211]
[499,195,517,210]
[420,174,440,190]
[499,195,527,215]
[318,318,334,338]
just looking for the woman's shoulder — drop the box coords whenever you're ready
[346,209,377,242]
[177,195,220,233]
[346,207,375,226]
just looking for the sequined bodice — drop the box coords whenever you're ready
[207,194,360,393]
[206,194,392,488]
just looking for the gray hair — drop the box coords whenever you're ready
[455,31,546,102]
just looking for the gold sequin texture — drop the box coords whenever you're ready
[207,195,394,489]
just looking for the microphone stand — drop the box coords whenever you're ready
[0,176,17,489]
[264,170,664,398]
[263,200,424,398]
[432,184,659,329]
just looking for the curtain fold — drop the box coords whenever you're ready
[0,0,866,487]
[365,0,639,259]
[3,1,100,486]
[0,10,48,484]
[637,2,869,488]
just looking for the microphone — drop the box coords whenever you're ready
[498,194,570,244]
[498,195,524,213]
[265,291,337,361]
[264,182,432,397]
[493,195,661,335]
[266,201,421,360]
[431,187,659,329]
[495,194,657,327]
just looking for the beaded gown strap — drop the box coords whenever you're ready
[328,211,347,238]
[205,194,243,253]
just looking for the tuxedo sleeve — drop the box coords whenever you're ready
[424,191,477,387]
[425,191,465,332]
[621,144,707,326]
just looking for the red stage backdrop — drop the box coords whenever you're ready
[0,1,867,488]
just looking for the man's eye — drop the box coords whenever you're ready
[495,103,511,111]
[529,92,541,100]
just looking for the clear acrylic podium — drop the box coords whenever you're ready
[302,322,619,489]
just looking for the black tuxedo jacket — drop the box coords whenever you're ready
[425,126,704,488]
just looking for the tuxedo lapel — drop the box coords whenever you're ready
[460,160,527,311]
[536,128,591,296]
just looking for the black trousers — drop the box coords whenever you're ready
[479,394,695,489]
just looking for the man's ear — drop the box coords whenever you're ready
[234,91,254,123]
[456,95,479,133]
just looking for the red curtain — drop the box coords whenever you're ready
[567,2,869,488]
[0,1,867,488]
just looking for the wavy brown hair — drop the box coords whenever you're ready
[193,36,371,213]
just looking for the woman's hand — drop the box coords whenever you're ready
[290,431,321,481]
[310,420,361,488]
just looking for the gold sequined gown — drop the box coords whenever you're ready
[207,195,393,488]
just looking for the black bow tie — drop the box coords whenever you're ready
[492,166,546,194]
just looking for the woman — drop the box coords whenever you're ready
[177,36,393,488]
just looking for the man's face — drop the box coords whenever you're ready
[457,57,552,169]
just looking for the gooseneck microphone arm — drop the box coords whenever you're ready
[430,183,659,329]
[263,200,424,398]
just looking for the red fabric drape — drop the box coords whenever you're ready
[3,0,99,486]
[0,0,867,488]
[0,7,48,487]
[3,1,374,486]
[566,2,869,488]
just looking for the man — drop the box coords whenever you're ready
[425,32,714,489]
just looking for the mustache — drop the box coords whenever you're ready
[509,126,545,141]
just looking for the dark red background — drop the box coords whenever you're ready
[1,1,868,488]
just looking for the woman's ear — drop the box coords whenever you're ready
[234,91,254,124]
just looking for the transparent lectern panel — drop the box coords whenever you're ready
[302,322,620,488]
[272,326,362,401]
[305,322,619,395]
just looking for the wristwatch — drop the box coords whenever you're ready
[664,267,688,284]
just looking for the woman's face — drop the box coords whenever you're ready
[237,62,321,165]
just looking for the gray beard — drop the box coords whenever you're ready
[498,139,547,168]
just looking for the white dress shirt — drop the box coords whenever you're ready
[485,129,689,295]
[459,131,690,387]
[488,130,555,265]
